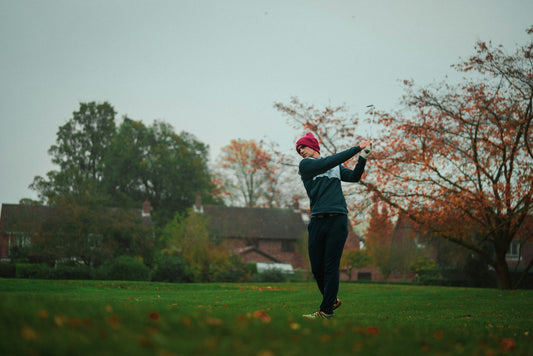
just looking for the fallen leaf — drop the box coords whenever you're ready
[289,322,301,330]
[499,338,515,353]
[253,310,271,323]
[54,314,69,327]
[257,350,275,356]
[107,314,121,329]
[182,316,192,328]
[20,326,37,340]
[364,327,380,335]
[320,334,332,343]
[205,317,223,326]
[433,331,443,339]
[38,309,49,319]
[138,335,152,347]
[149,312,160,321]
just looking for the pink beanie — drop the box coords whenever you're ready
[296,132,320,154]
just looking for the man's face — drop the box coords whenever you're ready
[297,145,318,158]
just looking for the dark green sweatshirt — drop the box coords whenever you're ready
[298,146,367,216]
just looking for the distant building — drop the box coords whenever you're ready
[0,201,152,261]
[506,217,533,274]
[0,204,54,259]
[196,203,308,268]
[193,193,361,271]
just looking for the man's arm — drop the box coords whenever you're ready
[340,156,367,182]
[299,146,362,180]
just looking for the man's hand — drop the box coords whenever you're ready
[360,140,372,159]
[361,146,372,159]
[359,140,371,149]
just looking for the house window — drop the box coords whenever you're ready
[358,272,372,280]
[282,240,295,253]
[414,236,425,248]
[506,240,520,259]
[9,233,31,248]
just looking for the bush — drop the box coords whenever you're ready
[253,268,287,283]
[410,257,442,285]
[419,256,498,288]
[210,255,251,283]
[248,262,258,274]
[287,269,313,282]
[96,256,150,281]
[152,256,192,283]
[52,261,93,280]
[0,262,16,278]
[16,263,52,279]
[8,245,30,263]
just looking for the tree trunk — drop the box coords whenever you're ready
[494,253,512,290]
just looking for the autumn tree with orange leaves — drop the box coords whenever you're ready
[367,27,533,289]
[275,27,533,289]
[217,139,282,208]
[274,98,362,155]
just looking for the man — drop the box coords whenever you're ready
[296,132,371,319]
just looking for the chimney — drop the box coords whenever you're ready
[142,200,151,217]
[193,192,204,213]
[293,195,301,212]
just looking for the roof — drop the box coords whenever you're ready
[0,203,151,233]
[234,245,282,262]
[0,204,56,232]
[202,205,306,240]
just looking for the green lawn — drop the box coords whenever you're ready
[0,279,531,355]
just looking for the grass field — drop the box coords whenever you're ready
[0,279,531,355]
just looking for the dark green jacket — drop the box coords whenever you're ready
[298,146,367,216]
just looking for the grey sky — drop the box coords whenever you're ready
[1,0,532,204]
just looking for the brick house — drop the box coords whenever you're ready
[506,217,533,276]
[0,201,152,261]
[507,239,533,270]
[193,194,362,271]
[198,204,309,269]
[0,204,54,260]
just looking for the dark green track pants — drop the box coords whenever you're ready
[307,214,348,315]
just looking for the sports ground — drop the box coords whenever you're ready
[0,279,531,355]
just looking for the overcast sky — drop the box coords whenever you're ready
[1,0,532,204]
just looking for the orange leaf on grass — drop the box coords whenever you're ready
[70,318,83,327]
[54,314,69,327]
[205,317,224,326]
[364,327,380,335]
[20,326,38,340]
[138,335,152,347]
[257,350,275,356]
[252,310,271,323]
[182,316,192,328]
[499,338,515,353]
[289,322,301,330]
[106,314,121,329]
[320,335,332,343]
[149,312,160,321]
[433,331,443,339]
